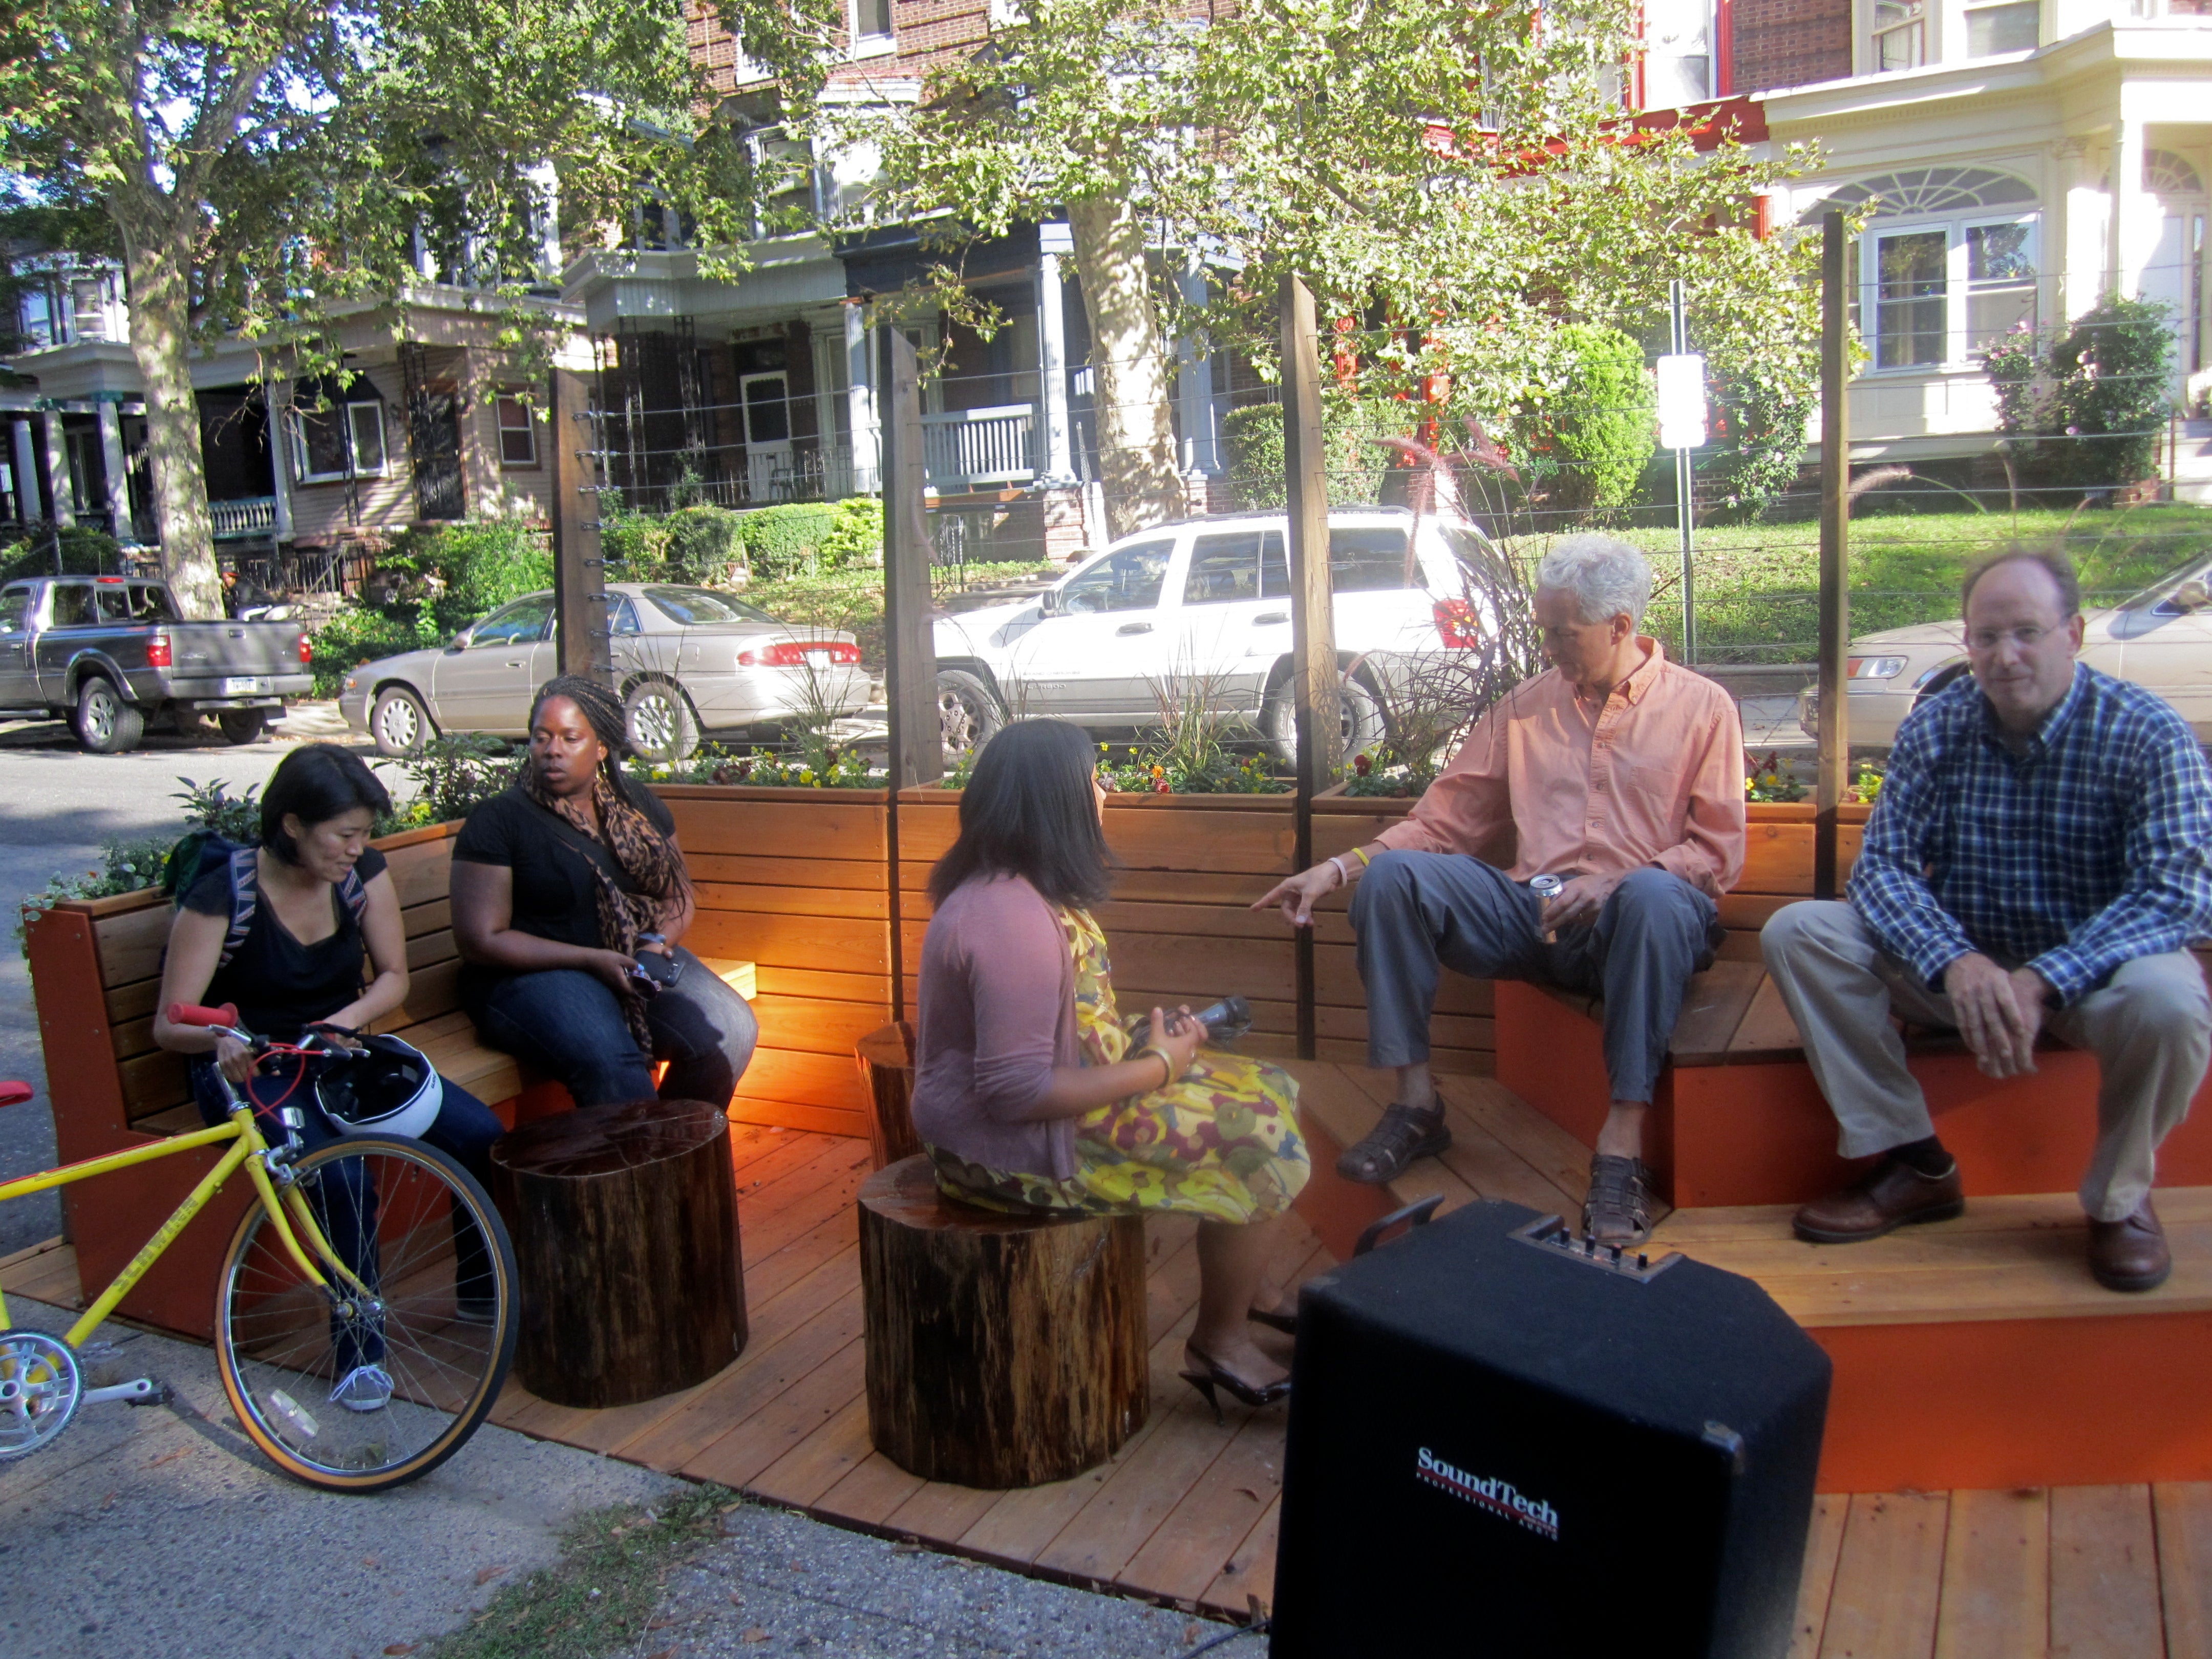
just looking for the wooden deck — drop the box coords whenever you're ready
[6,1061,2211,1650]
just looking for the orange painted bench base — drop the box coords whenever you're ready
[1494,977,2212,1209]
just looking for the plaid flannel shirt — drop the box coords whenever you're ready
[1848,664,2212,1004]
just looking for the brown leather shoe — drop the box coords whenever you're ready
[1793,1157,1966,1244]
[2088,1199,2171,1292]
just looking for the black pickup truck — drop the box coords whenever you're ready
[0,575,313,752]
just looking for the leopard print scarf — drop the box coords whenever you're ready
[524,769,691,1049]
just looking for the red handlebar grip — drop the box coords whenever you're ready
[0,1081,32,1108]
[167,1002,241,1029]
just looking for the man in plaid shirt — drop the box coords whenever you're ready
[1763,549,2212,1291]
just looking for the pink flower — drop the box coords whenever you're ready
[1154,779,1172,794]
[1353,753,1373,776]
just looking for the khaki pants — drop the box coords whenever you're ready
[1761,901,2211,1221]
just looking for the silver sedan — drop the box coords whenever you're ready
[1799,557,2212,748]
[339,583,873,759]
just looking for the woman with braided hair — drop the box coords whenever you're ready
[451,676,757,1109]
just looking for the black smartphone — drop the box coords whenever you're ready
[634,933,684,990]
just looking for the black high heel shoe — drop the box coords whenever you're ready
[1179,1344,1292,1425]
[1246,1303,1298,1335]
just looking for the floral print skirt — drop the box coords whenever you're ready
[927,907,1310,1225]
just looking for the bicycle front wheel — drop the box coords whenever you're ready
[215,1134,518,1493]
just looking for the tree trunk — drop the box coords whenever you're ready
[1067,194,1185,539]
[119,218,224,619]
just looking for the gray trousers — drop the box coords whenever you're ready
[1351,852,1719,1104]
[1760,901,2212,1221]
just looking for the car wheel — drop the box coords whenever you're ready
[937,670,1005,761]
[370,687,433,757]
[625,680,700,762]
[217,709,269,746]
[73,676,144,754]
[1912,662,1971,711]
[1260,671,1381,766]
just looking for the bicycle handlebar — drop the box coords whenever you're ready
[0,1081,32,1109]
[167,1002,243,1030]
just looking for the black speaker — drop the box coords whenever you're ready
[1270,1199,1831,1658]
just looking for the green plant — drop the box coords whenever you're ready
[18,775,269,952]
[663,504,748,583]
[0,523,123,584]
[1745,751,1807,803]
[374,733,517,827]
[1986,296,2178,491]
[597,508,676,582]
[737,502,841,579]
[1219,398,1388,511]
[685,744,887,789]
[821,497,885,568]
[307,604,437,696]
[1514,324,1656,515]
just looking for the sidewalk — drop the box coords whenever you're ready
[0,1288,1226,1658]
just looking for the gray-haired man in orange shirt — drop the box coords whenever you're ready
[1257,536,1747,1244]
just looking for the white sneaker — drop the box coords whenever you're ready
[330,1363,393,1413]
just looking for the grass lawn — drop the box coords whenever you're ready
[1505,501,2212,664]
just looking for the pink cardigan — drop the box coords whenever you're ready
[909,874,1081,1181]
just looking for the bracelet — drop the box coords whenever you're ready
[1351,846,1371,866]
[1137,1043,1178,1090]
[1330,855,1355,887]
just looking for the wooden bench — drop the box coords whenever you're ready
[23,820,756,1339]
[1494,946,2212,1210]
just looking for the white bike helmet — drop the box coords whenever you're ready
[313,1035,441,1139]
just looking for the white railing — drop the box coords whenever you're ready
[209,496,277,539]
[922,403,1037,488]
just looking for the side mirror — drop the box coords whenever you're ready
[445,628,472,653]
[2175,580,2211,613]
[1039,587,1060,617]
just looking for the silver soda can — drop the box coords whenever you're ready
[1528,874,1564,943]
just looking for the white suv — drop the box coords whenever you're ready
[931,508,1504,756]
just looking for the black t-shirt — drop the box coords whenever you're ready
[452,785,677,996]
[182,846,389,1041]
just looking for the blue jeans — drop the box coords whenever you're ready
[470,946,759,1110]
[1351,854,1721,1104]
[192,1053,506,1371]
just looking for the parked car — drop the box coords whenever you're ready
[0,574,313,753]
[1797,555,2212,748]
[339,582,873,759]
[929,508,1508,757]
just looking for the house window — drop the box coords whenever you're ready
[1966,220,2037,348]
[292,398,390,483]
[1873,0,1925,72]
[1865,217,2040,369]
[496,395,537,466]
[1642,0,1713,108]
[1965,1,2037,55]
[1875,231,1948,368]
[853,0,891,44]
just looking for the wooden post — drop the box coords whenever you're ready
[1281,275,1335,1062]
[881,328,941,791]
[1815,212,1852,900]
[549,365,611,684]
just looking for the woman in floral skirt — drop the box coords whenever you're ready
[909,718,1310,1416]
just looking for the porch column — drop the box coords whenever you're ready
[1037,222,1075,483]
[2109,115,2153,301]
[11,418,44,521]
[97,397,131,538]
[1174,262,1218,476]
[844,300,880,495]
[44,411,76,527]
[267,387,295,541]
[2056,136,2104,322]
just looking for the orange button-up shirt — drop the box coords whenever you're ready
[1367,639,1747,899]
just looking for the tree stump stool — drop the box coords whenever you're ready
[489,1098,747,1409]
[858,1154,1148,1488]
[854,1020,920,1171]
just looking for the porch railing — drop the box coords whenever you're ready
[209,496,277,539]
[922,404,1037,490]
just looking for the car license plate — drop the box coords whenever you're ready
[803,649,833,665]
[220,676,263,695]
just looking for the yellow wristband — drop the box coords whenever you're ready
[1351,847,1372,866]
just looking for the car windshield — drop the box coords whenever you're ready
[643,586,777,626]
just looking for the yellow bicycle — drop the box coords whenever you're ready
[0,1003,517,1492]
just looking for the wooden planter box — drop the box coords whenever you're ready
[651,784,893,1141]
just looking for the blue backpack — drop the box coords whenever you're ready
[164,834,369,970]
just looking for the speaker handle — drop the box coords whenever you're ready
[1353,1194,1443,1257]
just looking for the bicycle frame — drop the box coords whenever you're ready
[0,1104,371,1348]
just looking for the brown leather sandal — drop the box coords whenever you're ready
[1335,1099,1452,1185]
[1582,1154,1655,1246]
